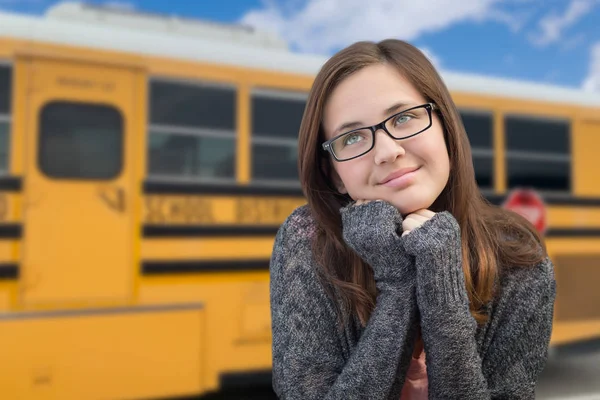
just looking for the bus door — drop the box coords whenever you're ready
[21,57,137,308]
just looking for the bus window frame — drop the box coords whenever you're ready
[0,60,13,176]
[146,76,238,184]
[37,100,125,181]
[504,112,572,193]
[458,107,495,190]
[250,87,306,185]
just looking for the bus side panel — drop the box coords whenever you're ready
[573,119,600,197]
[139,278,272,391]
[0,306,206,400]
[547,237,600,346]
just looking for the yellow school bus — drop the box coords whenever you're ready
[0,3,599,399]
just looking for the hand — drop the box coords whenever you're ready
[401,209,436,237]
[339,199,412,284]
[400,211,468,313]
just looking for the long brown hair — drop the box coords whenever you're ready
[298,39,547,326]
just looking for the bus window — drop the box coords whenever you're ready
[0,65,11,174]
[505,116,570,191]
[148,79,236,181]
[251,89,305,183]
[460,110,493,189]
[39,102,123,179]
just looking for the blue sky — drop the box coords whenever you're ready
[1,0,599,92]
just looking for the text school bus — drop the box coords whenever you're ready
[0,3,599,400]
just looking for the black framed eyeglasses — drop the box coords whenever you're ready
[322,103,437,162]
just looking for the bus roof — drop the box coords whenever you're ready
[1,2,599,108]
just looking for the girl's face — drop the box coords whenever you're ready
[323,63,450,216]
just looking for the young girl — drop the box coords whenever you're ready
[270,39,556,399]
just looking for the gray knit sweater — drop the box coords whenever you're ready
[270,201,556,399]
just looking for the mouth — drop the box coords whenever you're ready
[378,166,421,186]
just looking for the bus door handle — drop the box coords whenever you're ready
[98,186,126,213]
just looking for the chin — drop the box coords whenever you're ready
[388,192,435,216]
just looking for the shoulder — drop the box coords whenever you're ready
[479,255,555,357]
[270,204,318,278]
[488,206,554,297]
[274,204,318,251]
[494,255,556,316]
[270,205,338,316]
[500,255,555,295]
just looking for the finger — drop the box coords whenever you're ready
[405,213,429,224]
[402,218,421,232]
[414,209,436,218]
[402,230,410,237]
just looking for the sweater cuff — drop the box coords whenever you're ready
[339,200,413,286]
[339,200,403,235]
[402,212,469,310]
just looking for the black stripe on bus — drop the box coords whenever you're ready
[485,193,600,207]
[0,224,22,239]
[0,176,22,192]
[143,182,600,207]
[143,180,304,197]
[141,259,269,275]
[141,225,600,240]
[0,263,18,280]
[220,370,272,389]
[545,228,600,238]
[143,225,279,237]
[545,197,600,206]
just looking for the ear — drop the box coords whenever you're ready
[336,181,348,194]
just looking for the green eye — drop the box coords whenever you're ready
[393,114,412,126]
[344,133,363,146]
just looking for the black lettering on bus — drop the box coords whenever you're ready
[146,196,166,223]
[184,197,214,223]
[57,77,116,92]
[167,199,185,223]
[236,198,261,223]
[150,196,215,224]
[235,198,301,224]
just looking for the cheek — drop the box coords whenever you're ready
[433,141,450,173]
[335,161,370,191]
[429,140,450,186]
[421,130,449,170]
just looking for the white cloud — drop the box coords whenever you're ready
[241,0,516,55]
[487,8,530,33]
[529,0,598,47]
[583,42,600,93]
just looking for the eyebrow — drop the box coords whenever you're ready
[332,101,414,136]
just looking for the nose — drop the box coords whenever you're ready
[373,129,405,165]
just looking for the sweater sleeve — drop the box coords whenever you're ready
[401,211,556,400]
[270,205,420,400]
[481,257,556,399]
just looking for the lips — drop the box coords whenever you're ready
[378,166,420,185]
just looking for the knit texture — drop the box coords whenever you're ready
[270,202,556,400]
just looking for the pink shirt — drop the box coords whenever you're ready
[400,350,428,399]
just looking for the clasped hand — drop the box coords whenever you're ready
[354,199,436,237]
